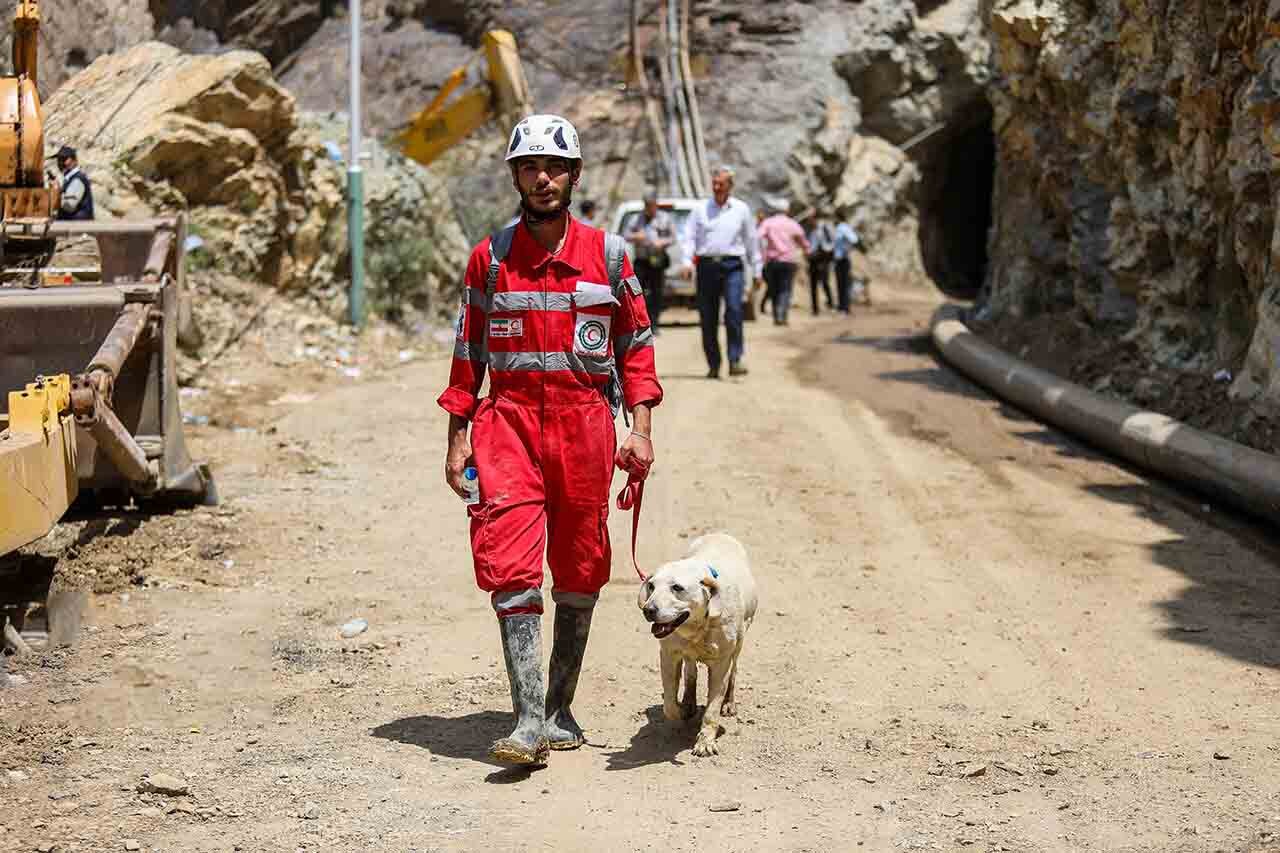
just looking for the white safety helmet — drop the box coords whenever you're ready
[505,114,582,162]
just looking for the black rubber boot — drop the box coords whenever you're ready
[545,604,593,750]
[490,613,550,766]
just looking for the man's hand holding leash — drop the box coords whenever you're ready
[616,404,655,479]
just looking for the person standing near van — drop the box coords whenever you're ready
[626,192,675,333]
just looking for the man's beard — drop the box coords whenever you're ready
[520,183,573,225]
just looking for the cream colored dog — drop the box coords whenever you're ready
[637,532,758,756]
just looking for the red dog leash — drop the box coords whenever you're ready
[615,451,650,580]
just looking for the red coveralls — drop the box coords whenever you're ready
[438,216,663,617]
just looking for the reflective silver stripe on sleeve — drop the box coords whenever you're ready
[453,340,487,362]
[488,350,615,376]
[465,288,487,308]
[614,326,654,353]
[490,291,573,312]
[622,275,643,297]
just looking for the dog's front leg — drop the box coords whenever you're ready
[660,647,686,721]
[680,658,698,719]
[692,658,733,756]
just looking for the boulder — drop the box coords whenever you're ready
[44,43,298,284]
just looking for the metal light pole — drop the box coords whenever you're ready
[347,0,365,328]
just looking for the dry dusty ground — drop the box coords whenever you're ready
[4,294,1280,853]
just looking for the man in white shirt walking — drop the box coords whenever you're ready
[680,166,761,378]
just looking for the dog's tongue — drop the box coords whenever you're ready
[651,612,687,638]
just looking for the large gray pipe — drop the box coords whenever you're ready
[930,305,1280,522]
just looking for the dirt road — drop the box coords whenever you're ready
[4,296,1280,853]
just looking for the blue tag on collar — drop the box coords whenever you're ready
[707,564,719,579]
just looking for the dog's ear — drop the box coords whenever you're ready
[701,575,722,621]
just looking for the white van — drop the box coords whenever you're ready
[608,198,701,304]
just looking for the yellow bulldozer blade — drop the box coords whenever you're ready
[0,374,77,556]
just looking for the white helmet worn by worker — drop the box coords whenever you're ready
[506,114,581,162]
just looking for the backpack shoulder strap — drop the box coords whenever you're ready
[486,222,518,305]
[479,222,519,360]
[604,232,641,297]
[601,231,634,423]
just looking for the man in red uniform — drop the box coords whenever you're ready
[439,115,663,766]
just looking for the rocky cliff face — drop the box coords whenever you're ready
[983,0,1280,415]
[147,0,332,66]
[260,0,994,282]
[34,1,994,283]
[7,0,155,96]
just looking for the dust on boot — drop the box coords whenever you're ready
[545,603,593,749]
[491,613,550,765]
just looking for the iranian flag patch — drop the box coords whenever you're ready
[489,318,524,338]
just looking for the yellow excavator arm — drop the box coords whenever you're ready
[13,0,38,85]
[393,30,533,168]
[0,0,55,223]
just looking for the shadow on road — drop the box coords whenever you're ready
[1081,482,1280,670]
[1012,427,1112,464]
[831,329,993,403]
[875,367,992,401]
[371,711,546,781]
[603,705,690,771]
[834,331,934,356]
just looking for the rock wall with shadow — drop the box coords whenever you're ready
[983,0,1280,419]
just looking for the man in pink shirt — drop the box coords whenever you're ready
[756,198,811,326]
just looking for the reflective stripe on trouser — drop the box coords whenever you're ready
[491,589,599,617]
[468,392,616,613]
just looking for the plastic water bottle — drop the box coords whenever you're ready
[461,466,480,505]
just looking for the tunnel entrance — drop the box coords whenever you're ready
[65,47,88,74]
[917,107,996,300]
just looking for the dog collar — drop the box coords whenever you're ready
[707,564,719,579]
